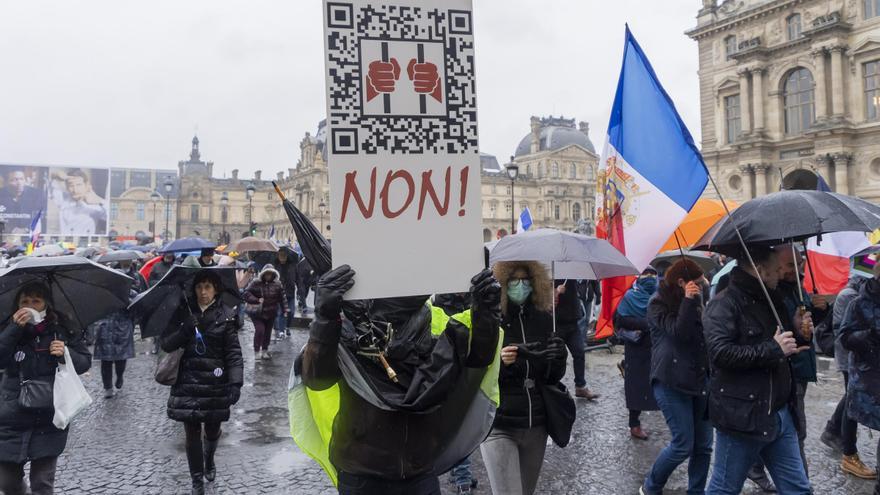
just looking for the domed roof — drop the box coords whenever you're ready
[514,116,595,157]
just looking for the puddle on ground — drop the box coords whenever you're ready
[267,447,314,475]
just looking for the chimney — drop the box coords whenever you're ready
[530,116,541,154]
[288,168,295,178]
[254,170,262,182]
[207,161,214,177]
[231,169,239,180]
[578,121,590,137]
[277,171,284,182]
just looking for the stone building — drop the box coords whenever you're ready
[687,0,880,200]
[107,168,178,243]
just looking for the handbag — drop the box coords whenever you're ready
[19,378,54,411]
[541,381,576,447]
[154,348,184,386]
[245,287,263,316]
[614,328,644,345]
[52,346,93,429]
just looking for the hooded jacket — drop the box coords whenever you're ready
[243,264,289,320]
[839,277,880,430]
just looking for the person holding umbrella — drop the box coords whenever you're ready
[149,252,177,287]
[273,248,299,339]
[158,270,243,495]
[242,264,289,360]
[0,282,91,495]
[196,248,217,268]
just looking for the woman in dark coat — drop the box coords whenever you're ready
[0,282,91,495]
[242,264,288,360]
[89,268,137,398]
[613,266,659,440]
[481,261,567,495]
[160,270,243,495]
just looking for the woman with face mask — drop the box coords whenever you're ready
[481,261,567,495]
[614,266,660,440]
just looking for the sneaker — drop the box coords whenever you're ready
[630,426,648,440]
[104,388,115,399]
[747,468,777,493]
[262,351,272,360]
[820,429,844,453]
[842,454,878,479]
[456,486,472,495]
[574,387,599,400]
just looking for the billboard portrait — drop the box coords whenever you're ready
[47,167,110,236]
[0,165,48,234]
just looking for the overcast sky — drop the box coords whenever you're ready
[0,1,703,178]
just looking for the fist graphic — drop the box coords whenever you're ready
[407,59,442,102]
[366,58,401,102]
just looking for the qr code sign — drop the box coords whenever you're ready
[324,1,478,155]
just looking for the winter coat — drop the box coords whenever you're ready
[149,260,174,287]
[839,278,880,430]
[159,298,244,423]
[495,302,567,430]
[90,310,135,361]
[649,295,709,396]
[243,265,289,321]
[554,280,584,327]
[274,256,299,295]
[0,319,91,463]
[834,277,866,372]
[703,267,802,439]
[614,307,658,411]
[295,258,316,292]
[778,280,819,383]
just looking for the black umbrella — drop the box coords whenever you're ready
[272,182,331,275]
[97,250,144,263]
[0,255,133,330]
[652,250,719,275]
[160,237,216,253]
[128,265,240,338]
[693,190,880,255]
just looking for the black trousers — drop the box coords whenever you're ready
[827,371,859,455]
[100,359,127,390]
[0,457,57,495]
[337,472,440,495]
[183,421,222,476]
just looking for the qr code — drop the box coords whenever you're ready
[325,2,478,155]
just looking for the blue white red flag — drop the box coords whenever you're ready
[516,207,532,233]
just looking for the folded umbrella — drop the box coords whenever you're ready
[224,236,278,254]
[160,237,216,253]
[272,182,331,276]
[128,265,240,338]
[0,255,133,329]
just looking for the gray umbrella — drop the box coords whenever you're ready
[652,250,719,276]
[97,250,145,263]
[0,255,133,330]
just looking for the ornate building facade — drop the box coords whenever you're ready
[688,0,880,201]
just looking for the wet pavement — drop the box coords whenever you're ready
[54,319,877,494]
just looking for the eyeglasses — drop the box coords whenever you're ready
[509,278,531,287]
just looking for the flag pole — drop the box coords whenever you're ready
[705,174,785,330]
[791,243,805,306]
[801,240,819,295]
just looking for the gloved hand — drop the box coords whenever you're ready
[314,265,356,320]
[227,385,241,405]
[470,269,501,310]
[545,336,567,361]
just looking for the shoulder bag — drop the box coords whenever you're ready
[542,381,576,447]
[154,348,184,386]
[245,286,263,317]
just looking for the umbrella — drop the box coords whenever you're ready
[128,265,240,338]
[97,250,145,264]
[160,237,216,253]
[652,250,719,276]
[0,255,133,329]
[139,255,164,280]
[693,190,880,255]
[659,199,738,252]
[32,244,66,257]
[224,236,278,254]
[272,182,331,275]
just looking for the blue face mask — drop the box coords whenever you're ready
[507,279,533,305]
[637,276,658,294]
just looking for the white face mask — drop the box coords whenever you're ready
[25,308,47,324]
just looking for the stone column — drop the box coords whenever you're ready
[812,48,828,120]
[754,164,769,197]
[739,164,755,199]
[751,66,765,133]
[833,153,852,194]
[830,46,846,117]
[738,69,752,135]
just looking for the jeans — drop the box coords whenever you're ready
[707,406,811,494]
[275,293,296,333]
[252,317,274,352]
[100,359,127,390]
[337,472,440,495]
[560,320,586,388]
[643,383,713,494]
[481,426,547,495]
[448,456,474,488]
[0,457,57,495]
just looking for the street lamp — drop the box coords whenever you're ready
[150,190,161,243]
[220,191,229,244]
[246,183,256,236]
[318,201,327,233]
[163,179,174,243]
[505,156,519,235]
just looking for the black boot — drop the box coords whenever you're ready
[191,472,205,495]
[204,438,219,482]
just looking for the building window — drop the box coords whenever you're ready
[551,163,559,178]
[191,204,199,222]
[505,201,511,213]
[866,0,880,19]
[725,94,742,143]
[491,183,496,193]
[866,60,880,121]
[724,35,737,60]
[786,14,802,40]
[538,164,544,178]
[526,165,531,176]
[110,203,119,220]
[784,68,815,134]
[506,185,511,195]
[570,163,577,179]
[585,166,594,181]
[572,203,582,222]
[136,202,145,221]
[554,204,560,220]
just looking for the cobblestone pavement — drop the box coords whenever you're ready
[53,320,877,494]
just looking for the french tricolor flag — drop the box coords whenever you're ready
[595,27,709,337]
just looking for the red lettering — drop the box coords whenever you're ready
[380,170,415,219]
[458,166,469,216]
[417,168,451,220]
[340,169,377,223]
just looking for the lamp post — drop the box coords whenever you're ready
[318,201,327,233]
[150,190,160,243]
[220,191,228,244]
[163,179,173,243]
[246,183,256,235]
[505,156,519,235]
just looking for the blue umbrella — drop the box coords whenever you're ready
[160,237,216,253]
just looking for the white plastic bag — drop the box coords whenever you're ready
[52,347,93,430]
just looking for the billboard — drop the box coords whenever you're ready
[0,164,111,237]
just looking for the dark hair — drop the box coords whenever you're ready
[736,245,776,267]
[13,282,60,325]
[657,258,704,311]
[192,270,223,297]
[66,169,90,184]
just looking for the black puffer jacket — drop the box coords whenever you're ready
[703,267,802,439]
[0,319,91,463]
[243,265,289,321]
[160,298,243,423]
[649,295,708,396]
[495,302,566,430]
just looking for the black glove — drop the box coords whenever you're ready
[227,385,241,405]
[545,336,567,361]
[314,265,356,320]
[470,269,501,310]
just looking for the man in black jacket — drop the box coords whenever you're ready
[555,279,599,400]
[703,247,813,494]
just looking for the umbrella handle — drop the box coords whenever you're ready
[194,328,207,356]
[271,181,287,201]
